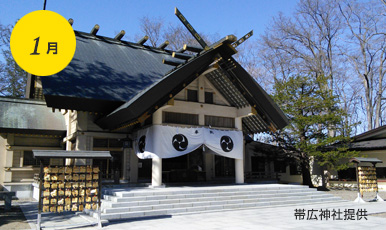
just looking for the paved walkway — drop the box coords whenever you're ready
[20,200,386,230]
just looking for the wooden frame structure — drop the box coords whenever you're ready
[33,150,112,230]
[350,157,384,203]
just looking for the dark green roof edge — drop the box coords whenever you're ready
[0,97,66,132]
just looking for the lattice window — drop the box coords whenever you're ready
[164,112,199,125]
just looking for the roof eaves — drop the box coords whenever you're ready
[0,128,66,136]
[225,57,289,130]
[353,125,386,141]
[0,97,47,105]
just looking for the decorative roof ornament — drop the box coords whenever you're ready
[174,7,208,50]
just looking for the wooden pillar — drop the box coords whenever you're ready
[235,117,244,184]
[204,151,214,181]
[129,148,138,183]
[152,157,162,187]
[198,75,205,103]
[75,135,92,165]
[65,112,73,165]
[151,110,163,187]
[122,148,129,181]
[4,134,14,183]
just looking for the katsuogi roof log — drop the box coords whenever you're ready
[137,35,149,45]
[114,30,125,40]
[90,24,99,35]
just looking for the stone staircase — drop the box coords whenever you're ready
[88,184,344,221]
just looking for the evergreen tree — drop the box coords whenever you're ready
[271,75,358,187]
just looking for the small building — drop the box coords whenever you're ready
[0,28,290,198]
[244,139,302,184]
[331,126,386,189]
[0,98,65,198]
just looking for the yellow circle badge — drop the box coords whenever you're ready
[10,10,76,76]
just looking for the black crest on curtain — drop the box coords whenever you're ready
[220,136,233,152]
[138,135,146,153]
[172,134,188,151]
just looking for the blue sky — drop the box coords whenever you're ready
[1,0,299,44]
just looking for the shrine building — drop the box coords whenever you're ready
[0,23,289,198]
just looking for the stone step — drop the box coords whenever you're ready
[103,191,324,208]
[102,193,338,214]
[178,198,345,217]
[90,184,344,221]
[106,188,315,203]
[94,197,344,220]
[108,185,313,198]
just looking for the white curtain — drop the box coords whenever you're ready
[134,125,243,159]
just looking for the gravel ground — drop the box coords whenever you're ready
[326,188,386,218]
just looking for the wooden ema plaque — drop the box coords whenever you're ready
[41,166,100,213]
[357,166,378,195]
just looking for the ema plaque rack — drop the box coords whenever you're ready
[350,157,384,203]
[33,150,112,230]
[358,166,377,194]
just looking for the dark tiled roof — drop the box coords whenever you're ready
[40,30,289,134]
[97,42,225,129]
[0,97,66,135]
[348,139,386,150]
[41,31,174,112]
[353,125,386,141]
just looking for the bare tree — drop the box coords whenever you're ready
[138,16,164,47]
[257,0,354,139]
[339,0,386,130]
[137,16,215,51]
[0,22,27,97]
[233,40,267,86]
[255,0,386,134]
[259,0,344,86]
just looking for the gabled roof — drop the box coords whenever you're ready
[41,31,175,113]
[96,38,234,129]
[97,39,289,133]
[0,97,66,136]
[40,30,289,134]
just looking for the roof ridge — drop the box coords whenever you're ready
[74,30,174,54]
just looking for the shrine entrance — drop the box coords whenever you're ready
[138,148,205,183]
[215,155,235,178]
[162,148,205,183]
